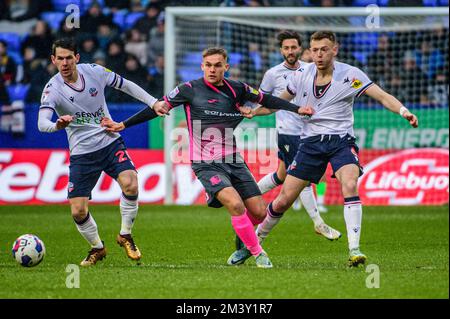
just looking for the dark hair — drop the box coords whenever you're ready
[277,30,302,48]
[202,47,228,61]
[310,31,337,44]
[52,38,78,56]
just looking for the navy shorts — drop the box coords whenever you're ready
[287,134,363,184]
[277,134,301,167]
[191,154,261,208]
[68,137,136,199]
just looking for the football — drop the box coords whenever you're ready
[12,234,46,267]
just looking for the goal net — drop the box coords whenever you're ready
[164,7,449,206]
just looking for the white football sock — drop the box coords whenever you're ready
[300,186,324,227]
[256,203,284,241]
[74,213,103,249]
[258,173,281,194]
[344,199,363,250]
[120,193,139,236]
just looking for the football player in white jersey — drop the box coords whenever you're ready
[255,30,341,241]
[38,38,160,266]
[238,31,418,267]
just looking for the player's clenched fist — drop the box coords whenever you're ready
[298,106,314,117]
[101,117,125,132]
[153,101,170,116]
[56,115,73,130]
[402,110,419,128]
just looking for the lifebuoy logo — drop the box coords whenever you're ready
[358,148,449,205]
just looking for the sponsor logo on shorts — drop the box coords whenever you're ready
[210,175,222,186]
[68,182,74,193]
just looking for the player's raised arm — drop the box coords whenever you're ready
[364,84,419,128]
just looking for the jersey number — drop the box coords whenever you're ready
[115,150,128,163]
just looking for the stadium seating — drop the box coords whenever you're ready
[229,52,243,66]
[124,12,145,30]
[113,11,128,30]
[7,84,30,101]
[8,51,24,65]
[40,12,67,32]
[0,33,22,52]
[52,0,82,12]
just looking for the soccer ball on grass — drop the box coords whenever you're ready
[12,234,46,267]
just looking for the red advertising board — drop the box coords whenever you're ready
[0,148,447,205]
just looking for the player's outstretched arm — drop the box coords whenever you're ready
[101,101,169,132]
[38,108,73,132]
[364,84,419,128]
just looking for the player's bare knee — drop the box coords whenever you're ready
[70,204,88,221]
[341,179,358,196]
[230,201,246,215]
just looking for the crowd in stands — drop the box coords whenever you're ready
[0,0,448,112]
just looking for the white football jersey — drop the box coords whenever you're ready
[40,63,122,155]
[286,61,373,138]
[259,61,310,136]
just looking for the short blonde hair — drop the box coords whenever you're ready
[202,47,228,61]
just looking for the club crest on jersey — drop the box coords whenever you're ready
[351,78,362,89]
[89,87,98,97]
[246,85,259,96]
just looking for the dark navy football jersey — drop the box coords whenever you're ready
[163,78,265,161]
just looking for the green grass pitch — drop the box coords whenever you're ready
[0,205,448,299]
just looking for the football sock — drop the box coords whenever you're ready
[344,196,363,250]
[258,172,283,194]
[231,213,262,256]
[74,212,103,249]
[120,192,138,236]
[300,186,324,227]
[256,202,284,241]
[316,182,327,206]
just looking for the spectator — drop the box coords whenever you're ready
[105,0,131,13]
[133,2,161,40]
[56,18,79,41]
[415,36,444,80]
[120,54,150,102]
[147,11,165,66]
[396,51,429,105]
[0,40,17,85]
[4,0,52,22]
[428,70,448,107]
[97,22,119,51]
[21,20,54,60]
[148,55,164,97]
[301,47,313,63]
[105,38,127,73]
[124,28,148,66]
[78,36,105,63]
[25,60,57,102]
[80,1,114,36]
[367,34,396,89]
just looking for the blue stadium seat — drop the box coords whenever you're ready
[8,51,23,65]
[178,68,203,82]
[423,0,438,6]
[125,12,145,30]
[228,52,243,66]
[352,0,389,5]
[438,0,448,5]
[40,12,66,32]
[52,0,82,12]
[113,11,127,30]
[182,51,203,67]
[0,33,22,52]
[7,84,30,101]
